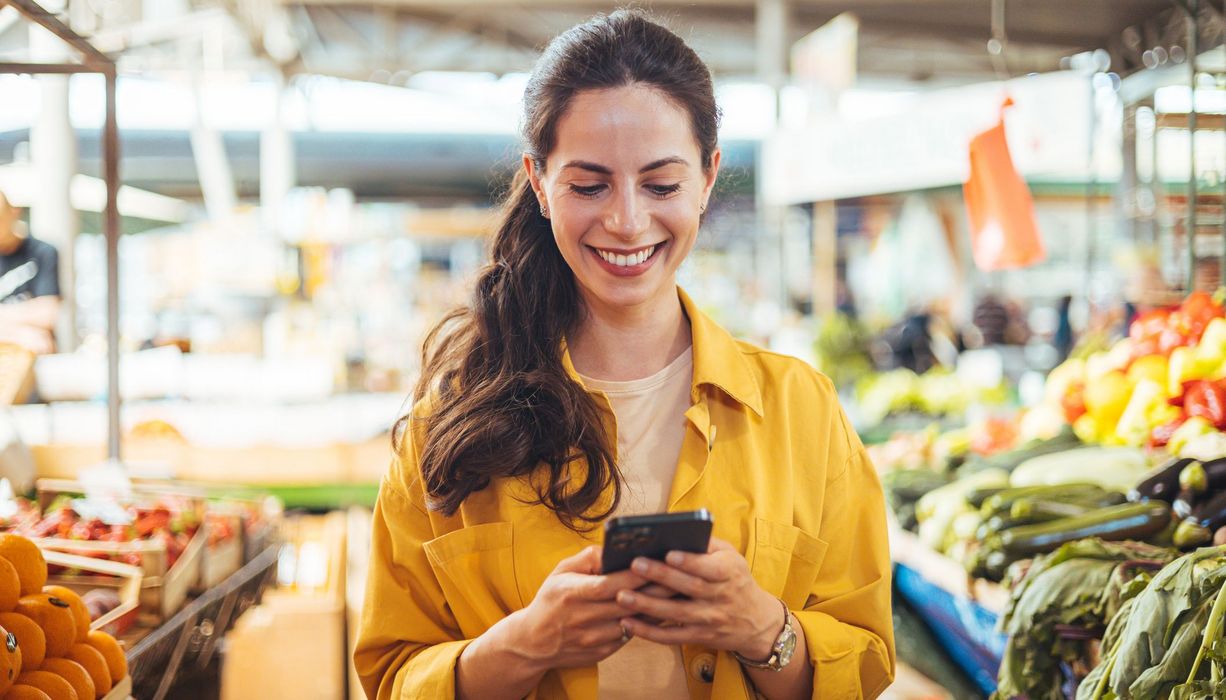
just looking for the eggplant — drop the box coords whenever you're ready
[1130,457,1196,503]
[1172,489,1226,548]
[1173,488,1200,519]
[1178,457,1226,494]
[997,502,1172,556]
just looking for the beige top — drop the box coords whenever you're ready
[581,347,694,700]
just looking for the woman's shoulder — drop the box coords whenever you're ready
[730,337,838,399]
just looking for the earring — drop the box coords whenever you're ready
[700,202,707,213]
[540,203,549,219]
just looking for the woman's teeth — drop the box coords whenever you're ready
[597,245,656,267]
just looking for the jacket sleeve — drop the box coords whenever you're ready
[353,432,474,699]
[793,409,896,699]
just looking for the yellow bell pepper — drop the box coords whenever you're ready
[1083,370,1132,431]
[1115,379,1169,446]
[1128,355,1168,391]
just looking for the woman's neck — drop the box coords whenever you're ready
[568,287,692,382]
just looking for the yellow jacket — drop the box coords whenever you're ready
[355,289,895,699]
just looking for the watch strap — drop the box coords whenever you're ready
[732,598,791,671]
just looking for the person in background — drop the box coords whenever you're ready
[354,10,894,700]
[0,191,61,355]
[1054,295,1074,363]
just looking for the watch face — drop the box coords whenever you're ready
[775,626,797,668]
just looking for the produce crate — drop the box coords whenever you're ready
[102,676,132,700]
[41,548,143,637]
[33,478,208,622]
[197,510,243,592]
[39,528,205,624]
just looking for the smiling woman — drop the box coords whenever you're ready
[354,9,895,700]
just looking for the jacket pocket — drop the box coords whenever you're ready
[423,521,523,635]
[747,517,829,610]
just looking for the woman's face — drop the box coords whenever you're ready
[526,84,720,315]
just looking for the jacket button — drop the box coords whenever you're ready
[688,652,716,683]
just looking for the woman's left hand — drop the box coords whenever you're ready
[615,536,784,661]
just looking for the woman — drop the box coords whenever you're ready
[355,10,894,700]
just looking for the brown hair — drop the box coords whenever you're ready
[402,9,720,530]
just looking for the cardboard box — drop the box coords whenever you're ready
[222,512,348,700]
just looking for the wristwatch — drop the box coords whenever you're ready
[733,598,796,672]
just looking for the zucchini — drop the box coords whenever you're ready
[975,511,1063,541]
[1009,498,1098,521]
[1129,457,1196,503]
[966,486,1007,509]
[1172,490,1226,548]
[882,469,951,503]
[997,502,1172,556]
[980,483,1105,519]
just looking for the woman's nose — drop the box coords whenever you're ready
[603,190,649,239]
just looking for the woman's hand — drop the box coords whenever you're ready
[504,545,651,672]
[613,537,784,661]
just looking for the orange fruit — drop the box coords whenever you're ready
[0,538,45,598]
[13,596,74,659]
[34,592,84,647]
[0,614,44,672]
[81,633,123,685]
[35,661,88,700]
[0,561,21,613]
[62,647,106,699]
[11,673,73,700]
[3,686,51,700]
[0,627,22,694]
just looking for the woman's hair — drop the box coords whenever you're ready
[401,9,720,530]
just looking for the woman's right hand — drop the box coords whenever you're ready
[457,546,680,699]
[507,545,651,671]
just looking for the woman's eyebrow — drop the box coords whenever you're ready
[560,156,689,175]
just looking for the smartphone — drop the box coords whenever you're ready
[601,509,713,574]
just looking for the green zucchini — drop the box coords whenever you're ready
[979,483,1106,519]
[966,486,1007,509]
[997,502,1172,556]
[1009,498,1097,520]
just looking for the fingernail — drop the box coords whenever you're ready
[632,558,649,574]
[666,551,683,566]
[619,591,636,604]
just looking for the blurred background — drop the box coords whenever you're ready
[0,1,1224,699]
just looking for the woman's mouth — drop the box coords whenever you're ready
[587,243,664,277]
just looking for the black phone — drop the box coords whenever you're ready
[601,509,713,573]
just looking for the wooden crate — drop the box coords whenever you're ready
[41,548,142,636]
[39,528,205,623]
[197,511,243,592]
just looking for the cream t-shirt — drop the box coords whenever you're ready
[581,346,694,700]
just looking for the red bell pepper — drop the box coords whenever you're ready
[1176,291,1225,340]
[1184,379,1226,429]
[1150,417,1186,447]
[1062,383,1087,423]
[1130,308,1173,342]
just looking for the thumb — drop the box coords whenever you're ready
[554,545,601,575]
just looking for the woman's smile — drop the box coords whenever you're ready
[587,241,667,277]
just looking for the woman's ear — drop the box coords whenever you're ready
[702,148,722,206]
[523,153,546,206]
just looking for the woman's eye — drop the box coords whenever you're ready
[647,184,682,197]
[570,184,605,197]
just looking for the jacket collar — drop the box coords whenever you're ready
[561,287,764,417]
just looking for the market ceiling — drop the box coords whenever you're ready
[270,0,1221,82]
